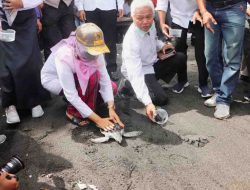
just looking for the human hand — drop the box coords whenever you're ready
[95,117,115,131]
[192,10,203,26]
[78,10,86,21]
[37,19,42,33]
[247,8,250,16]
[109,108,125,128]
[38,3,44,9]
[0,171,19,190]
[161,42,174,54]
[160,23,170,37]
[118,9,124,18]
[202,11,217,33]
[145,103,156,121]
[3,0,23,10]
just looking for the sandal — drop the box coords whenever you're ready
[66,111,90,127]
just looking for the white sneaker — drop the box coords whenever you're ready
[5,105,20,124]
[214,104,230,120]
[204,93,218,107]
[32,105,44,118]
[0,134,6,144]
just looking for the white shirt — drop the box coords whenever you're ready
[121,23,165,106]
[156,0,198,28]
[44,0,73,8]
[76,0,124,11]
[41,48,114,118]
[0,0,42,10]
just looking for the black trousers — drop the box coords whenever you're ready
[85,9,117,73]
[243,28,250,74]
[0,9,50,109]
[42,1,76,60]
[144,52,187,106]
[171,22,209,87]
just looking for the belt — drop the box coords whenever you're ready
[207,0,244,8]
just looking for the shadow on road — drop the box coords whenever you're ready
[0,130,72,190]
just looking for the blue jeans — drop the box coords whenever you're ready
[205,1,246,105]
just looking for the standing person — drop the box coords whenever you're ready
[122,0,187,121]
[42,0,76,60]
[196,0,247,119]
[0,0,50,124]
[41,23,124,130]
[77,0,124,81]
[157,0,212,97]
[243,4,250,101]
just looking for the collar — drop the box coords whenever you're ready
[134,23,154,38]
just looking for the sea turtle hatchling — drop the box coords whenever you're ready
[90,124,142,144]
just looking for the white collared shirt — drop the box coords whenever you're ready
[0,0,42,10]
[156,0,198,28]
[41,47,114,118]
[44,0,73,8]
[121,23,165,106]
[76,0,124,11]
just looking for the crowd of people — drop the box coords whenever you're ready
[0,0,250,133]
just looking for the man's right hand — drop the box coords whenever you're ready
[160,23,170,37]
[146,103,156,121]
[78,10,86,22]
[202,11,217,33]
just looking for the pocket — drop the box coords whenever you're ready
[232,1,247,14]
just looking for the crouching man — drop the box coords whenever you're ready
[41,23,124,131]
[121,0,187,120]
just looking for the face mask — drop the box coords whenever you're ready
[76,42,98,61]
[82,51,98,61]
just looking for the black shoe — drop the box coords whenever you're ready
[240,75,250,83]
[109,71,120,81]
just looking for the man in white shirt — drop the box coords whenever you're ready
[122,0,187,121]
[41,23,124,130]
[156,0,212,97]
[42,0,76,60]
[76,0,124,81]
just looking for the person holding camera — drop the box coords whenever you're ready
[121,0,187,121]
[0,156,24,190]
[0,171,19,190]
[41,23,124,130]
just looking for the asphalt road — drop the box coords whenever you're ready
[0,45,250,190]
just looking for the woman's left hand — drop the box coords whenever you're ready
[109,107,125,128]
[3,0,23,10]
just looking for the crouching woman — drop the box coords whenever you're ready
[41,23,124,131]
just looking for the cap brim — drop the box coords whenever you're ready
[87,45,110,56]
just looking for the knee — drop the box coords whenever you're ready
[151,93,168,106]
[174,52,187,67]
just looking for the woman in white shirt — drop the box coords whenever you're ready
[0,0,50,124]
[41,23,124,131]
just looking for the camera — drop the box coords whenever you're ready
[1,156,24,174]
